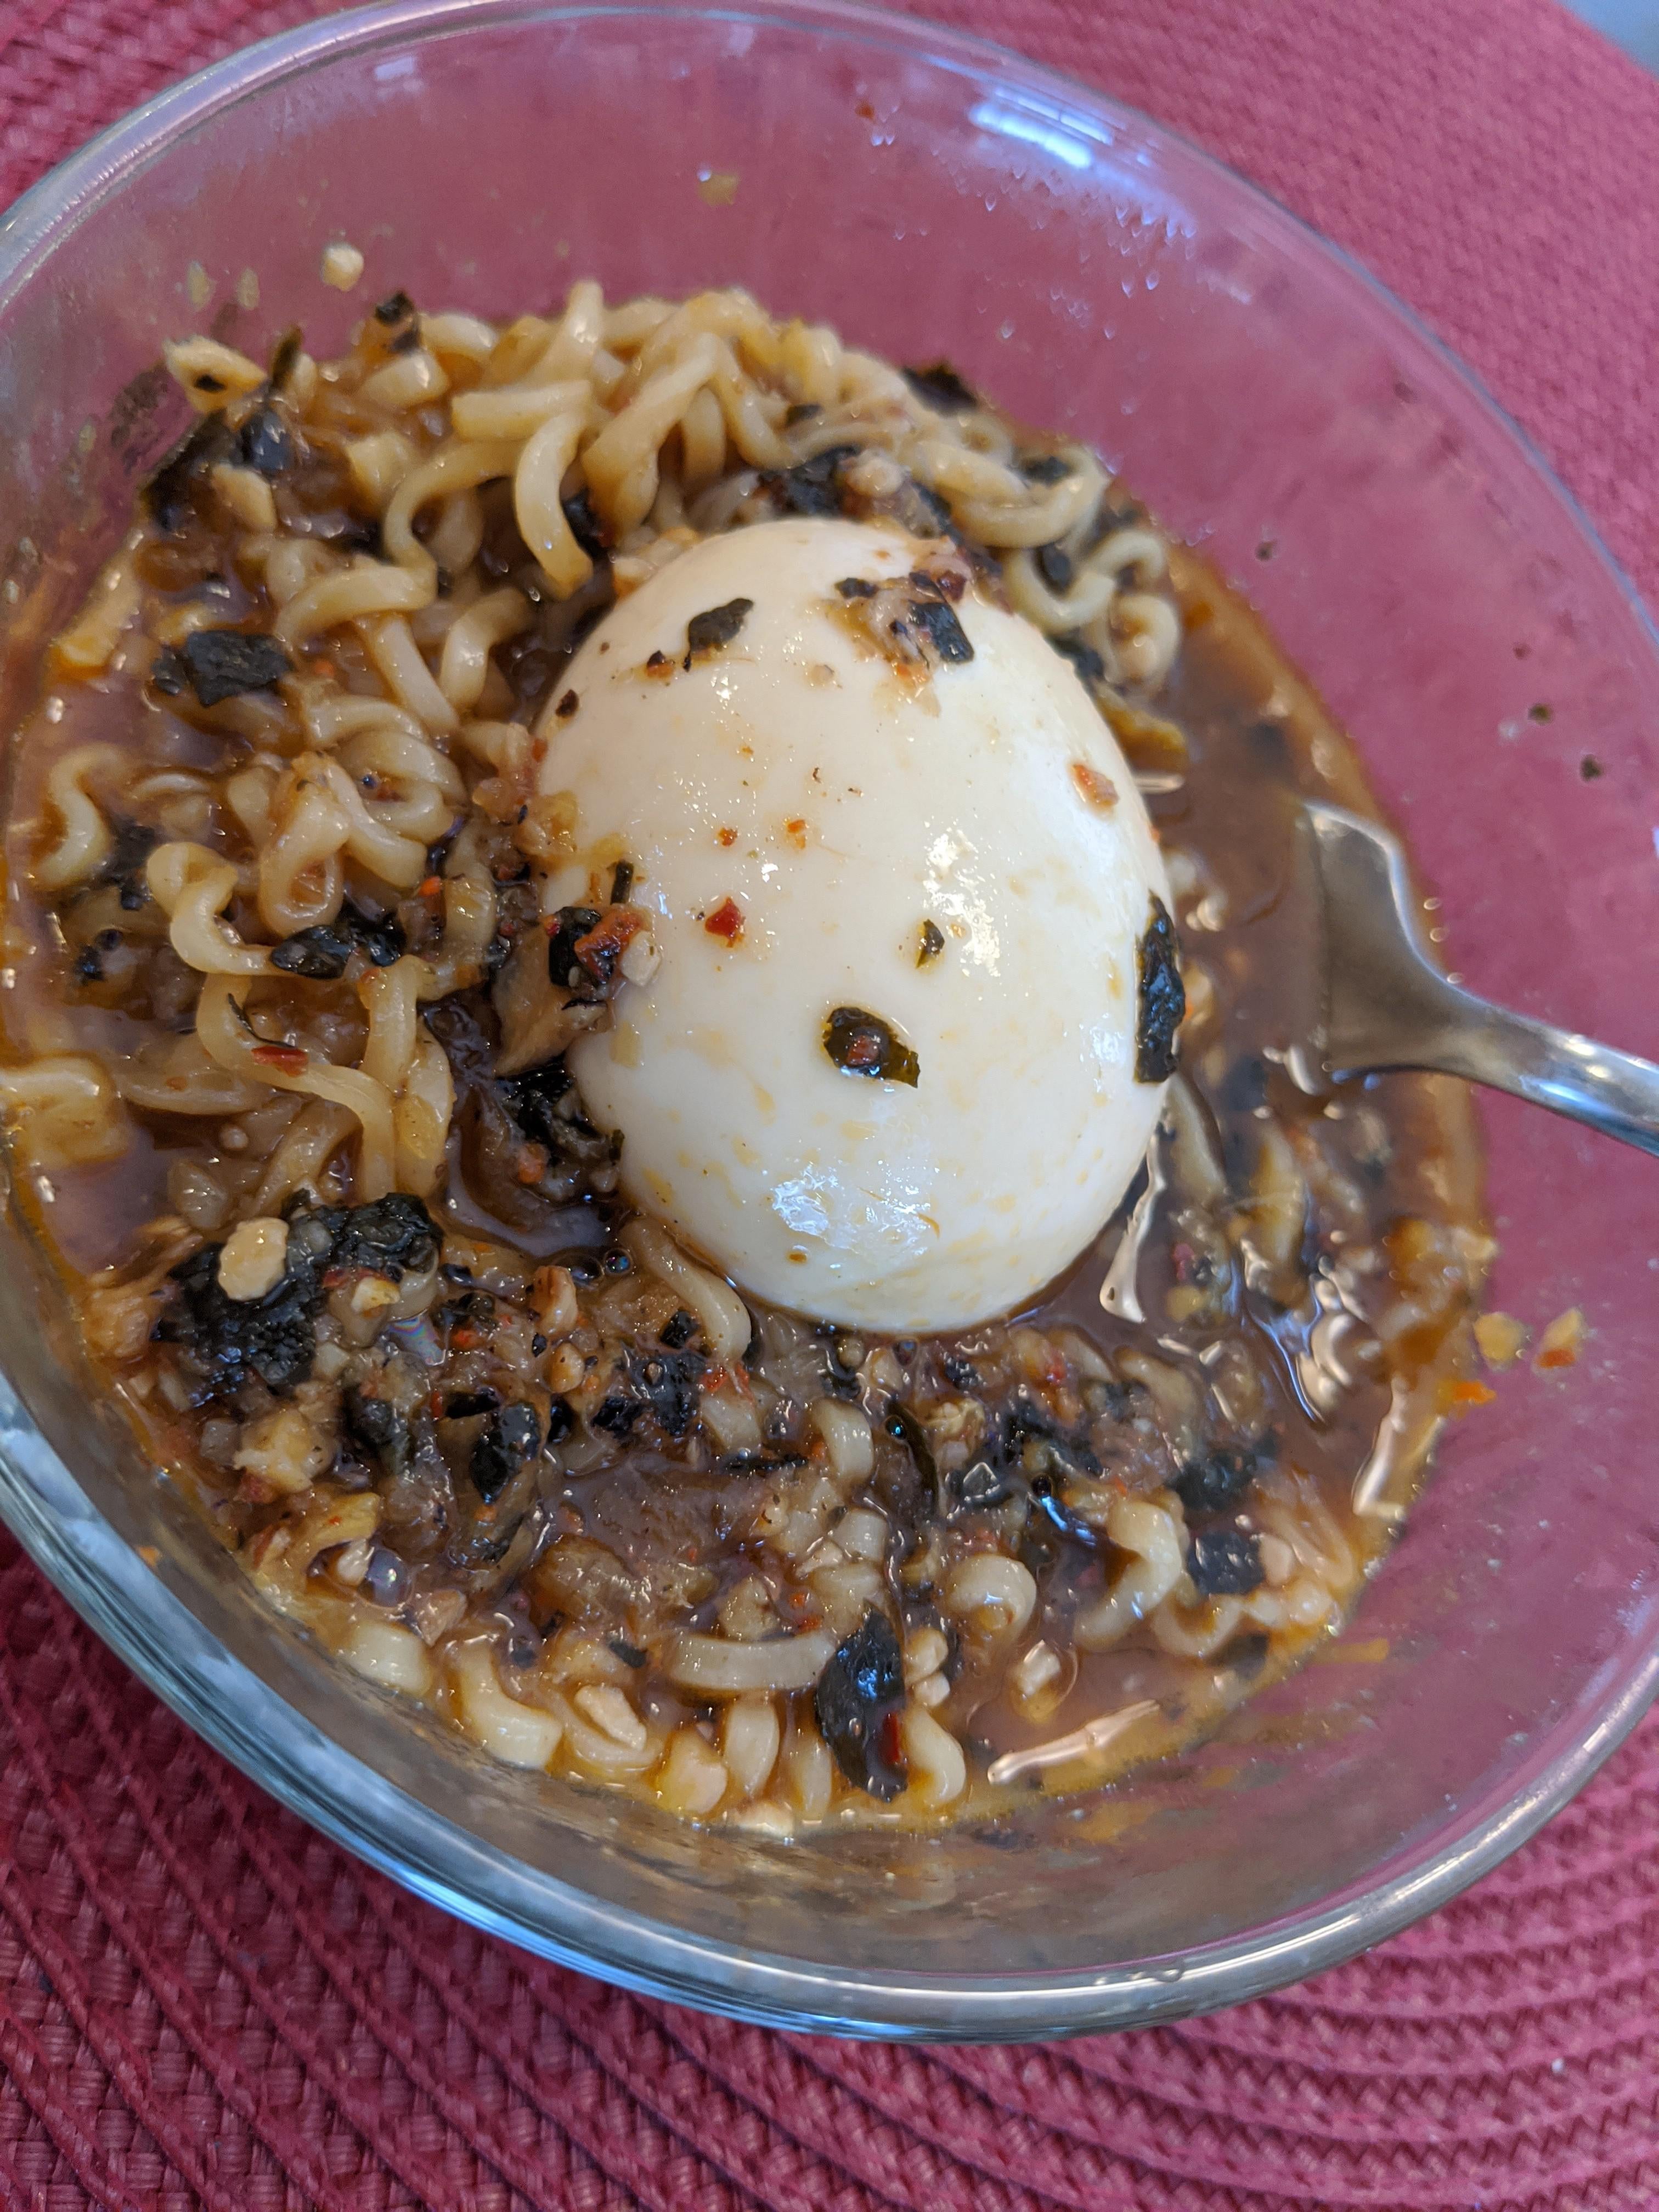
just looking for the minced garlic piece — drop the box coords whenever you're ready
[217,1215,288,1302]
[1534,1306,1587,1372]
[1474,1310,1529,1370]
[320,240,365,291]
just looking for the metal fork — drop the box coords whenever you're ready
[1300,801,1659,1156]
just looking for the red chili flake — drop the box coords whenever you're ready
[417,874,443,898]
[1447,1379,1498,1414]
[783,817,808,849]
[251,1042,307,1074]
[704,897,744,943]
[716,826,737,848]
[428,1390,445,1418]
[1071,761,1119,809]
[878,1708,906,1768]
[515,1142,550,1186]
[450,1327,480,1351]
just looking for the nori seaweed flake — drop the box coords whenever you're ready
[823,1006,919,1087]
[815,1611,907,1799]
[1172,1444,1260,1519]
[471,1402,543,1503]
[236,406,293,478]
[608,859,634,905]
[1135,895,1185,1083]
[144,415,234,533]
[268,903,402,979]
[659,1308,699,1349]
[916,919,945,967]
[546,905,603,998]
[836,576,877,600]
[170,629,292,708]
[764,443,858,517]
[685,598,753,665]
[1051,632,1107,687]
[1036,542,1074,591]
[373,290,416,324]
[1187,1526,1265,1598]
[905,595,973,665]
[562,488,610,561]
[328,1193,438,1282]
[1021,453,1075,484]
[902,361,979,413]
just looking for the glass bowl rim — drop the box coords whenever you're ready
[1,0,1655,2041]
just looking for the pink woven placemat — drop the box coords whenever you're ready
[4,2,1659,2205]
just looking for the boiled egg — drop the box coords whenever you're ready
[527,514,1177,1334]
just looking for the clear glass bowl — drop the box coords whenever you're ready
[1,0,1656,2042]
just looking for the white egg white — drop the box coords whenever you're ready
[532,515,1173,1333]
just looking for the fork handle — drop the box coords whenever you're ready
[1364,980,1659,1159]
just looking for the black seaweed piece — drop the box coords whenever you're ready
[342,1386,409,1473]
[563,488,610,562]
[1187,1526,1265,1598]
[269,922,353,980]
[591,1393,644,1437]
[158,1216,336,1397]
[953,1458,1014,1510]
[885,1401,938,1492]
[784,402,822,426]
[1036,542,1074,591]
[721,1450,808,1476]
[329,1193,438,1282]
[815,1611,907,1800]
[659,1308,699,1350]
[498,1056,575,1154]
[1050,632,1107,687]
[1021,454,1075,484]
[629,1347,707,1438]
[608,860,634,905]
[544,1398,574,1447]
[345,905,406,968]
[823,1006,920,1087]
[173,628,293,708]
[149,648,187,697]
[685,597,754,663]
[610,1638,648,1668]
[901,360,978,413]
[1172,1444,1259,1519]
[236,406,294,478]
[764,443,859,517]
[905,596,973,665]
[373,290,416,324]
[268,328,303,391]
[95,816,159,911]
[940,1351,980,1390]
[144,414,234,532]
[917,919,945,967]
[1135,895,1186,1084]
[471,1402,543,1503]
[836,576,877,600]
[546,906,603,998]
[443,1388,502,1419]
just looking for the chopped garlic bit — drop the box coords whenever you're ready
[320,240,366,291]
[217,1215,289,1301]
[1474,1310,1529,1370]
[1534,1306,1586,1372]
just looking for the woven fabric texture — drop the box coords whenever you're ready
[2,2,1659,2206]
